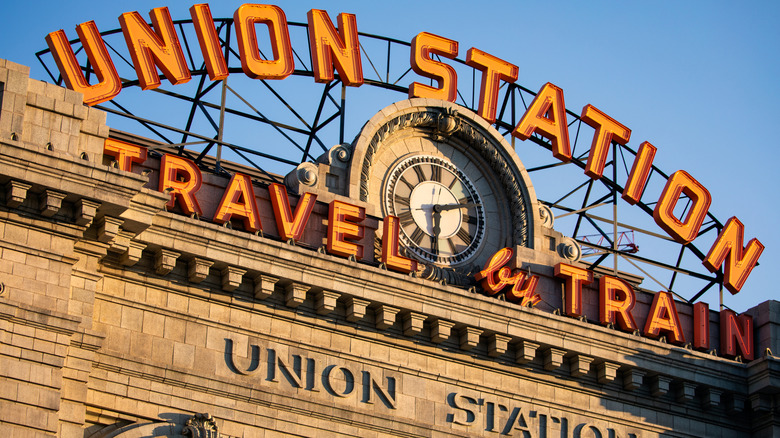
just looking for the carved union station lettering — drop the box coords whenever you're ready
[224,339,397,409]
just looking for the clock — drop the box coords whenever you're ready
[384,155,486,265]
[353,101,532,278]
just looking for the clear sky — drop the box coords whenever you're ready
[1,1,777,312]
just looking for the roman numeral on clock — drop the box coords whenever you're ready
[395,195,410,208]
[431,165,441,182]
[412,165,426,184]
[462,213,477,225]
[410,228,426,245]
[447,238,458,254]
[456,227,472,244]
[399,175,415,191]
[398,210,414,226]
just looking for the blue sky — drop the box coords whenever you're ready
[1,1,777,312]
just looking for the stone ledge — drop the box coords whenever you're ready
[132,211,750,394]
[0,301,81,336]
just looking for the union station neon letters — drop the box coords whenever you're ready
[52,4,762,362]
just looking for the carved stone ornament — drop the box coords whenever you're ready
[435,108,461,139]
[183,413,219,438]
[557,236,582,262]
[419,262,476,287]
[329,143,351,164]
[284,161,318,191]
[539,204,554,228]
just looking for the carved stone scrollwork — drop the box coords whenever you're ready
[284,162,318,192]
[435,108,461,139]
[557,236,582,262]
[329,143,351,166]
[539,205,554,228]
[419,263,476,288]
[183,413,219,438]
[359,110,438,202]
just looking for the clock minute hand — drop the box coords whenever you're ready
[434,202,481,212]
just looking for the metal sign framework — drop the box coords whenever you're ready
[35,16,730,307]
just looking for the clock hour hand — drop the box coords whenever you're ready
[433,202,481,212]
[431,207,441,255]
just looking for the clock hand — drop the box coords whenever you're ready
[431,207,441,255]
[433,202,481,212]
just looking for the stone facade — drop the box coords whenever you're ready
[1,59,779,437]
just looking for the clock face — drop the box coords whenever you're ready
[384,155,485,265]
